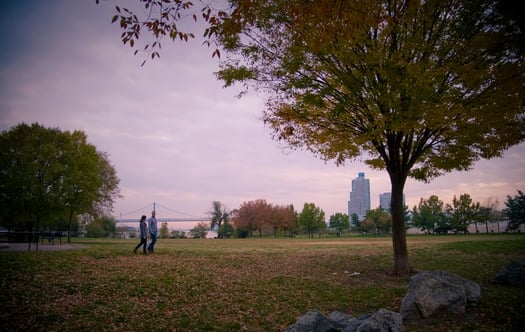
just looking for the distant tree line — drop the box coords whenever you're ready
[411,191,525,234]
[205,200,327,238]
[205,190,524,239]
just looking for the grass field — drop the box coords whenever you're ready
[1,234,524,331]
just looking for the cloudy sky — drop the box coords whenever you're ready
[1,1,524,221]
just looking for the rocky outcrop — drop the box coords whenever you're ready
[400,270,481,321]
[493,259,525,287]
[284,309,402,332]
[285,270,482,331]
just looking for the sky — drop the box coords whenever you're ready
[1,1,524,222]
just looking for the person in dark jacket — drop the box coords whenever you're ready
[133,215,148,254]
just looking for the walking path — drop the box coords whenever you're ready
[0,242,86,252]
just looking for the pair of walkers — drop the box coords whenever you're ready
[133,211,158,254]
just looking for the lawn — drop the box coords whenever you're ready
[0,234,524,331]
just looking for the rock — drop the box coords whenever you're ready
[400,270,481,321]
[343,309,402,332]
[327,311,356,327]
[493,260,525,287]
[284,310,341,332]
[285,309,401,332]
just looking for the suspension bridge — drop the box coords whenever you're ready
[115,202,211,224]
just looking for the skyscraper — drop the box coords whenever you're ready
[379,192,392,211]
[379,192,406,212]
[348,172,371,220]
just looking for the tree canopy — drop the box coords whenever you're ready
[0,123,121,242]
[361,208,392,234]
[232,199,297,237]
[504,190,525,231]
[208,201,229,238]
[329,212,350,236]
[102,0,524,274]
[412,195,446,234]
[298,202,326,238]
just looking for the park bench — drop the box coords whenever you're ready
[0,231,40,251]
[40,231,63,245]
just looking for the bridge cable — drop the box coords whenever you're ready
[155,202,203,219]
[120,203,154,218]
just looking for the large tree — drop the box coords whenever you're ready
[362,208,392,235]
[504,190,525,231]
[208,201,229,238]
[0,123,121,242]
[104,0,524,274]
[269,204,297,237]
[329,212,350,237]
[446,193,478,234]
[58,132,121,242]
[232,199,273,237]
[412,195,446,234]
[298,202,326,238]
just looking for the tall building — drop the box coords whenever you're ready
[348,172,371,220]
[379,192,406,212]
[379,192,392,211]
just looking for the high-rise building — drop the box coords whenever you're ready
[348,172,371,220]
[379,192,406,212]
[379,192,392,211]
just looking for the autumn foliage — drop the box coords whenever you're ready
[232,199,297,237]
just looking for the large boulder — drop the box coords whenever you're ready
[342,309,403,332]
[284,310,345,332]
[284,309,402,332]
[400,270,481,321]
[493,260,525,287]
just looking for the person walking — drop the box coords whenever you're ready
[147,210,158,253]
[133,215,148,254]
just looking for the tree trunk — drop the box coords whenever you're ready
[67,209,74,244]
[217,221,223,238]
[389,173,413,275]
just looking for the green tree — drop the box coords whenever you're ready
[329,212,350,237]
[160,221,170,239]
[59,134,121,243]
[85,215,115,238]
[100,215,117,237]
[170,229,187,239]
[470,202,483,233]
[298,203,326,238]
[360,218,375,234]
[412,195,445,234]
[220,0,524,273]
[85,220,104,238]
[218,221,234,238]
[104,0,524,275]
[504,190,525,231]
[190,222,208,239]
[363,208,392,235]
[350,213,361,232]
[447,194,477,234]
[403,205,413,230]
[0,123,121,242]
[0,124,66,231]
[479,197,499,234]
